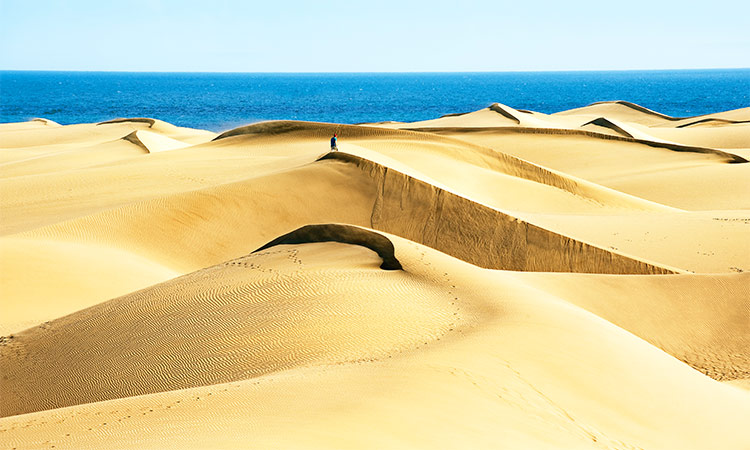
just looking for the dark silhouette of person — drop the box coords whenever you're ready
[330,133,338,151]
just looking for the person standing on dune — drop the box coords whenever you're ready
[330,133,338,151]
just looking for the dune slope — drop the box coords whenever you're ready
[2,232,748,449]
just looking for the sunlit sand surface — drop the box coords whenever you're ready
[1,102,749,449]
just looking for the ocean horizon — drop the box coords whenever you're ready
[2,69,749,132]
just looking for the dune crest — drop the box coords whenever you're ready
[122,129,191,153]
[580,117,636,138]
[488,102,522,124]
[254,224,403,270]
[30,118,60,126]
[589,100,683,120]
[676,117,750,128]
[97,117,157,127]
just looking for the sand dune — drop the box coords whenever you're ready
[0,119,213,150]
[0,237,179,335]
[552,101,750,149]
[373,103,557,129]
[677,117,750,128]
[2,233,748,449]
[322,151,678,273]
[1,103,748,448]
[514,270,750,381]
[428,127,749,210]
[0,234,460,417]
[0,118,60,132]
[580,116,637,137]
[554,100,687,125]
[628,121,750,150]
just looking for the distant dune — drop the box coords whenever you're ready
[1,101,749,449]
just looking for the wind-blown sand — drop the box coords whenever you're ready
[1,102,749,449]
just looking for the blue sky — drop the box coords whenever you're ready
[1,0,748,72]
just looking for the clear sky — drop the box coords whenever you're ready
[1,0,748,72]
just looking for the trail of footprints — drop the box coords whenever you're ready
[149,245,453,377]
[1,382,255,450]
[1,244,466,448]
[216,245,463,363]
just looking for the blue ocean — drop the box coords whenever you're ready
[1,70,748,132]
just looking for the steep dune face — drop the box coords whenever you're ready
[336,133,682,212]
[1,103,748,449]
[122,130,191,153]
[580,116,637,138]
[322,152,676,274]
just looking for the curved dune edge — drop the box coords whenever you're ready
[379,101,749,160]
[676,117,750,128]
[580,117,635,138]
[95,118,218,144]
[586,101,750,126]
[319,152,679,274]
[97,117,157,127]
[580,117,685,145]
[588,100,685,120]
[0,118,214,153]
[30,118,61,126]
[488,103,521,124]
[254,224,403,270]
[558,101,750,128]
[122,130,191,153]
[412,125,748,163]
[336,137,681,214]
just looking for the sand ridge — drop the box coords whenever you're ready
[255,223,404,270]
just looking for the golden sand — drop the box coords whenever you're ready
[1,102,749,449]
